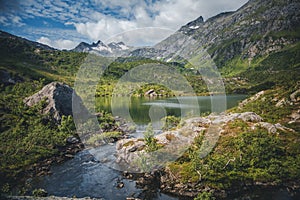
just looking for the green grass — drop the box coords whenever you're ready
[168,126,300,190]
[86,131,123,145]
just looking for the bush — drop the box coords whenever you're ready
[32,188,48,197]
[194,192,215,200]
[162,116,180,131]
[143,123,159,152]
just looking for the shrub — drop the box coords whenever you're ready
[32,188,47,197]
[162,116,180,131]
[194,192,215,200]
[143,123,159,152]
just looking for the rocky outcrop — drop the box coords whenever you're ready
[290,89,300,102]
[115,112,291,172]
[239,91,265,108]
[24,82,87,122]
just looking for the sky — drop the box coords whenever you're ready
[0,0,248,50]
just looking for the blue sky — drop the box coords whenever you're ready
[0,0,248,49]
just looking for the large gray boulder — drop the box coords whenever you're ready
[24,82,86,122]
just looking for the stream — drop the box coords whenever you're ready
[30,95,253,199]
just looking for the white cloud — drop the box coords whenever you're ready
[37,36,78,50]
[0,16,8,25]
[1,0,249,46]
[0,15,25,27]
[70,0,248,46]
[12,16,25,26]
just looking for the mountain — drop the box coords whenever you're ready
[72,40,134,56]
[130,0,300,73]
[0,30,54,57]
[0,30,87,85]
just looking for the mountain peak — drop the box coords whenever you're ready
[73,40,132,56]
[94,40,106,47]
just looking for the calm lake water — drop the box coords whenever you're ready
[96,95,247,125]
[30,95,300,199]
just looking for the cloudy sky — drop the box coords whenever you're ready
[0,0,248,49]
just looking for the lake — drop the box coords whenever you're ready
[95,95,247,125]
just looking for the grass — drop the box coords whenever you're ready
[86,131,123,145]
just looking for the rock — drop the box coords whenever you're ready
[207,112,262,124]
[24,82,88,123]
[239,91,265,108]
[274,123,295,133]
[144,89,157,97]
[123,171,133,179]
[64,154,75,158]
[290,89,300,102]
[276,98,287,107]
[237,112,263,122]
[258,122,277,134]
[117,181,124,188]
[115,111,295,173]
[128,146,138,152]
[66,136,79,144]
[126,198,141,200]
[185,117,211,125]
[289,110,300,124]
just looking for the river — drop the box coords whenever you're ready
[30,95,251,199]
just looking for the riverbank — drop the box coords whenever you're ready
[115,109,300,199]
[5,87,299,200]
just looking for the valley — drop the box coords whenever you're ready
[0,0,300,199]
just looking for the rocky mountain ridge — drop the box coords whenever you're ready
[129,0,300,68]
[72,40,134,57]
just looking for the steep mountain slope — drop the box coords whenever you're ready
[0,31,54,52]
[130,0,300,74]
[0,30,87,85]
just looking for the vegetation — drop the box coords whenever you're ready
[168,124,300,191]
[143,123,160,152]
[162,115,180,131]
[0,28,299,198]
[0,80,76,189]
[86,131,123,146]
[194,192,216,200]
[233,89,294,124]
[32,188,48,197]
[0,38,87,85]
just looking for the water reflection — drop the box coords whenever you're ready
[95,95,247,124]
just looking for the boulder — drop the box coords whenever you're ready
[258,122,277,134]
[289,110,300,124]
[237,112,263,122]
[24,82,87,122]
[144,89,157,97]
[275,98,287,107]
[290,89,300,102]
[66,136,79,144]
